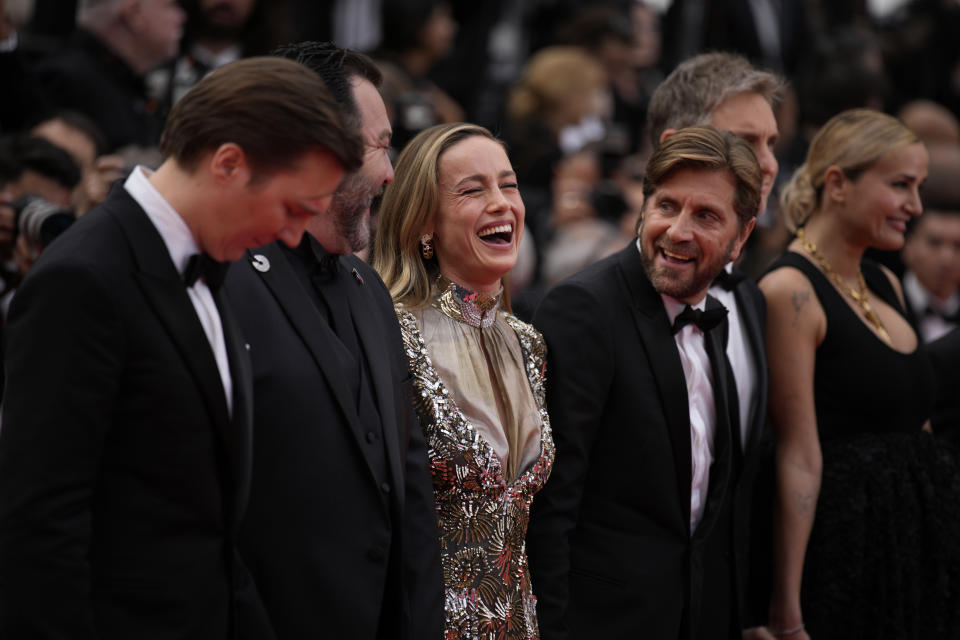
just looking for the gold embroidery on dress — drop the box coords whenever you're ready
[396,305,554,640]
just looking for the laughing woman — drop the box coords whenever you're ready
[373,122,554,640]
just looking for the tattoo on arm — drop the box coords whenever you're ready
[790,291,810,327]
[793,491,816,516]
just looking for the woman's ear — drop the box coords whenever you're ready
[822,166,848,205]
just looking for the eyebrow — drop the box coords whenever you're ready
[453,170,516,189]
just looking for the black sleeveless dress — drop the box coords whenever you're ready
[770,252,960,639]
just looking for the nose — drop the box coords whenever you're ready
[665,210,695,242]
[757,144,778,185]
[907,187,923,217]
[487,186,511,213]
[382,156,395,186]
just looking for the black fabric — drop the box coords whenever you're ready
[224,241,443,640]
[712,268,746,291]
[771,252,934,438]
[672,303,728,334]
[527,243,746,640]
[184,253,229,291]
[768,251,960,638]
[0,186,261,638]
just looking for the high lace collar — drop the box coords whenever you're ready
[435,276,503,329]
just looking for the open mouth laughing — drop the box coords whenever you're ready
[477,222,514,246]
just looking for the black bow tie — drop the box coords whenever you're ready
[183,253,229,291]
[712,268,745,291]
[924,305,960,323]
[672,304,728,335]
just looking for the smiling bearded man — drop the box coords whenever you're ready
[527,125,762,640]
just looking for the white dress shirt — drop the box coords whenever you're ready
[710,264,757,448]
[662,294,717,534]
[124,167,233,414]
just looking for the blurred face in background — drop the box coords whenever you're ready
[198,0,257,38]
[902,210,960,300]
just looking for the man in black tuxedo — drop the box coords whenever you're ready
[527,127,761,639]
[0,57,361,639]
[647,52,783,634]
[224,43,443,640]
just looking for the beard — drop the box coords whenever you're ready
[639,221,735,301]
[329,171,378,253]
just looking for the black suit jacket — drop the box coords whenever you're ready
[527,243,746,640]
[0,185,260,638]
[224,242,443,640]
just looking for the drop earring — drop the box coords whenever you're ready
[420,234,434,259]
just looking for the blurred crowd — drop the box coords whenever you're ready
[3,0,960,331]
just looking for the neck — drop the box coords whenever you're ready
[149,160,206,248]
[194,37,237,56]
[439,271,502,296]
[796,210,866,279]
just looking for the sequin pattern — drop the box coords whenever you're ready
[397,307,554,640]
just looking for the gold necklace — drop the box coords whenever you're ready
[795,227,891,343]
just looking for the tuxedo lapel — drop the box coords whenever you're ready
[243,245,385,487]
[733,279,768,455]
[615,244,692,528]
[215,289,253,523]
[106,191,235,464]
[342,263,405,509]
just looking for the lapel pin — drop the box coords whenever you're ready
[244,343,251,351]
[352,268,364,285]
[251,254,270,273]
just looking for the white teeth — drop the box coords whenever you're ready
[663,249,691,261]
[477,223,513,237]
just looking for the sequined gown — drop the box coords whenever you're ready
[396,280,554,640]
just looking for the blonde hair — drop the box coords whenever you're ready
[506,46,606,125]
[781,108,920,231]
[372,122,502,308]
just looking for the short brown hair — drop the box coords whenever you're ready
[160,57,363,176]
[642,125,762,229]
[648,52,785,146]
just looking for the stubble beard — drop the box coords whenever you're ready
[640,222,734,301]
[330,172,376,253]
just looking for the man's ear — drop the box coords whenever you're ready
[729,216,757,262]
[659,129,677,144]
[209,143,250,186]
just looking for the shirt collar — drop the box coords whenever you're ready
[123,166,199,278]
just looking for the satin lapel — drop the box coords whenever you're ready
[733,278,769,455]
[245,245,381,483]
[615,245,692,528]
[106,191,234,463]
[216,290,253,524]
[342,261,404,508]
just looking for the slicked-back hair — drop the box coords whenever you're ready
[272,41,382,130]
[642,125,762,229]
[160,57,363,177]
[373,122,504,309]
[648,52,785,147]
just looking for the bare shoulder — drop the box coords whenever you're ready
[759,265,826,341]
